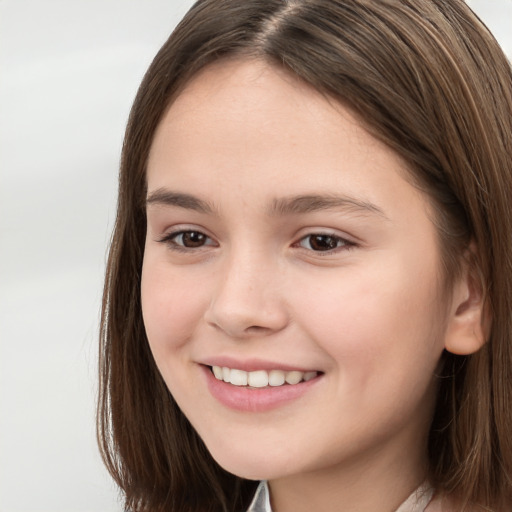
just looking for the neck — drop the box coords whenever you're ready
[268,430,428,512]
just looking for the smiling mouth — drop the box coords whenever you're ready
[210,366,320,388]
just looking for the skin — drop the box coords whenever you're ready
[141,59,484,512]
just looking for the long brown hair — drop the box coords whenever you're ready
[98,1,512,510]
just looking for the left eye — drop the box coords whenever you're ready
[162,230,215,249]
[298,234,349,252]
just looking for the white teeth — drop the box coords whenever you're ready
[212,366,223,380]
[268,369,285,386]
[303,371,317,382]
[211,366,318,387]
[229,369,248,386]
[248,370,268,388]
[285,370,303,385]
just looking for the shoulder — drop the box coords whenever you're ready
[426,495,501,512]
[425,496,453,512]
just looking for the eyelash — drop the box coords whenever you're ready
[157,229,356,255]
[157,230,217,252]
[294,233,356,253]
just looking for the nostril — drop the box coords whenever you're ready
[204,295,289,338]
[246,325,270,333]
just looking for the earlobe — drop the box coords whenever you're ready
[443,249,491,356]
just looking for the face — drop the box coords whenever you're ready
[141,59,449,483]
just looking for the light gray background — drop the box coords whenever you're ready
[0,1,510,511]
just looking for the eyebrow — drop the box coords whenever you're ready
[270,194,388,219]
[146,188,388,220]
[146,188,216,214]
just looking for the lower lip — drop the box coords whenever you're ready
[201,365,322,412]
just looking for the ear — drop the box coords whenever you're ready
[444,246,491,355]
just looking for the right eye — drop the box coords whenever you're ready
[159,230,216,250]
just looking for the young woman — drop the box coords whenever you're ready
[97,1,512,511]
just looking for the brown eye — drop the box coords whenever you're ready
[171,231,211,248]
[299,234,347,251]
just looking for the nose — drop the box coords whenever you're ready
[204,252,289,339]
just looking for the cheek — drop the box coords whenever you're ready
[141,255,209,356]
[293,259,445,385]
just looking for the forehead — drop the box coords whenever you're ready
[151,61,393,172]
[146,58,431,225]
[163,57,329,121]
[152,58,356,157]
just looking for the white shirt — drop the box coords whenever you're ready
[246,481,434,512]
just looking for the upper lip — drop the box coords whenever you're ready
[199,356,321,373]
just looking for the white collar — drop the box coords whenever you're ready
[247,481,434,512]
[247,481,271,512]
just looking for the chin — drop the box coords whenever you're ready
[207,443,293,481]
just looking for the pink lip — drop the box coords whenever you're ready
[200,365,323,413]
[200,356,318,373]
